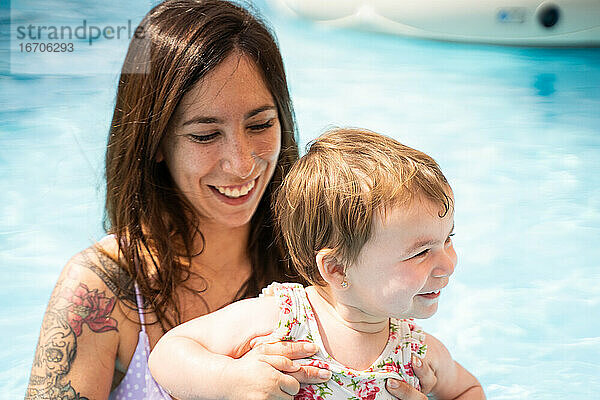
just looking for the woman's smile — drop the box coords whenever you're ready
[212,178,257,198]
[208,177,259,205]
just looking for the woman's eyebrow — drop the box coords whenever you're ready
[182,116,222,126]
[181,105,276,126]
[244,105,277,120]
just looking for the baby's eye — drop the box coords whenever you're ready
[248,119,275,132]
[412,249,430,259]
[188,132,219,143]
[445,233,455,244]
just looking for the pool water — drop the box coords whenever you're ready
[2,0,600,398]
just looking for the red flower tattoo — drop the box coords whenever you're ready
[61,283,118,336]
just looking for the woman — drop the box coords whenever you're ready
[25,1,435,399]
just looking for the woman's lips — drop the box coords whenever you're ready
[208,177,258,206]
[213,178,256,197]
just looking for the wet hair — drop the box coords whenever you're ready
[274,127,452,286]
[103,0,300,330]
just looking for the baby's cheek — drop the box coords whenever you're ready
[382,281,411,304]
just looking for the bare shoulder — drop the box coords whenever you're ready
[75,236,137,303]
[422,332,453,371]
[25,237,134,400]
[422,332,484,399]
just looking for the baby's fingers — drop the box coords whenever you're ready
[288,365,332,384]
[412,356,436,395]
[386,379,427,400]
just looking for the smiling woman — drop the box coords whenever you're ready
[24,0,330,399]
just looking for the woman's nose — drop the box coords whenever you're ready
[220,133,256,179]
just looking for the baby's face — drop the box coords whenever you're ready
[345,196,456,320]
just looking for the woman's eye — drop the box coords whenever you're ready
[248,119,275,132]
[188,132,219,143]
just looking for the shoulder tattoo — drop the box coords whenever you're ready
[81,247,136,305]
[25,248,128,399]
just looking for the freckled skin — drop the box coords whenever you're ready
[161,54,282,229]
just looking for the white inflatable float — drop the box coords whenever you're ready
[271,0,600,47]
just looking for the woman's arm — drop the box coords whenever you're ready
[149,296,330,400]
[25,251,124,399]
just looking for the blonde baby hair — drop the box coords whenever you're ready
[274,127,452,286]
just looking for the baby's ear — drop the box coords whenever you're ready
[315,249,347,288]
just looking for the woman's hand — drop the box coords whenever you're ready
[253,341,332,384]
[227,341,332,399]
[385,356,437,400]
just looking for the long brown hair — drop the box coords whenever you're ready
[103,0,300,330]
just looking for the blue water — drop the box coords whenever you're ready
[2,1,600,398]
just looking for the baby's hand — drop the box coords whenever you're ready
[385,356,436,400]
[413,355,437,395]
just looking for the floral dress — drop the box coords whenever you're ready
[258,283,427,400]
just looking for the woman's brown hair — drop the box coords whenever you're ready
[103,0,300,331]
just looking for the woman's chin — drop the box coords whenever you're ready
[197,200,262,230]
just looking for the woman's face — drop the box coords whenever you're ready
[160,53,281,229]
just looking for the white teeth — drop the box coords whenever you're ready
[214,179,256,198]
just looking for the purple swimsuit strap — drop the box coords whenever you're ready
[122,236,146,332]
[133,281,147,332]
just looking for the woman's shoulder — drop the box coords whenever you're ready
[26,236,136,398]
[61,235,136,306]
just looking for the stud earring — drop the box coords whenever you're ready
[340,266,348,288]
